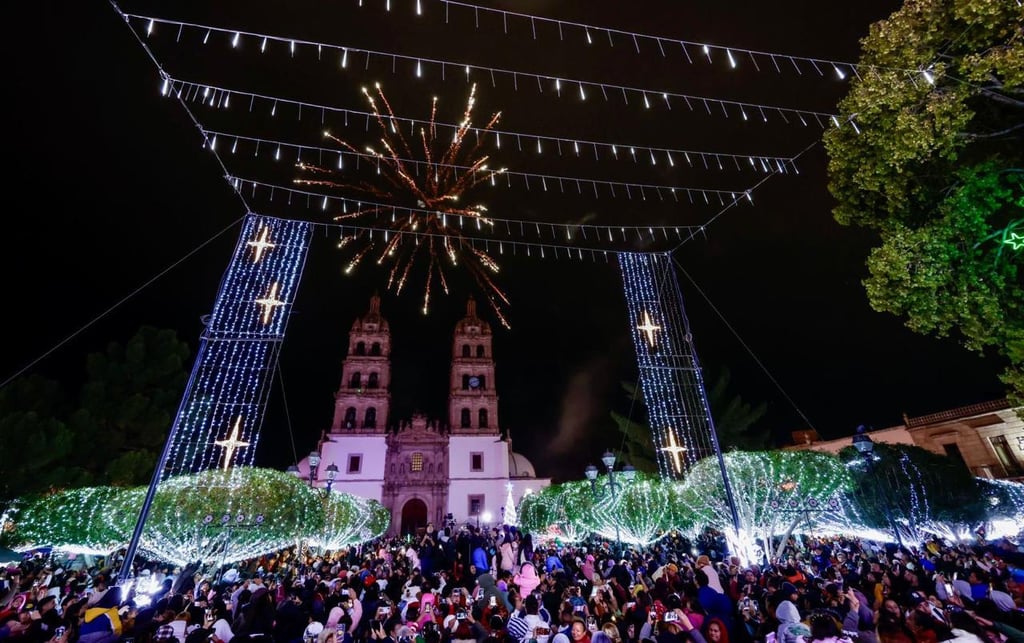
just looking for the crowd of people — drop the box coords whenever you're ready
[2,525,1024,643]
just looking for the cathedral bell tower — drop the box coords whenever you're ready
[448,298,499,435]
[330,294,391,434]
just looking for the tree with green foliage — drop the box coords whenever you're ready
[70,326,190,485]
[612,369,768,472]
[839,442,988,544]
[0,327,190,508]
[574,472,679,547]
[519,474,693,547]
[519,482,592,543]
[1,467,391,566]
[0,375,81,510]
[678,450,852,563]
[308,493,392,551]
[824,0,1023,404]
[977,477,1024,532]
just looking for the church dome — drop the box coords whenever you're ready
[508,451,536,478]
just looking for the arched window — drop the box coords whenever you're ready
[364,407,377,428]
[344,407,357,429]
[476,345,485,358]
[460,408,471,428]
[462,374,470,390]
[462,344,471,357]
[479,408,489,428]
[477,375,486,390]
[370,342,382,356]
[355,341,366,356]
[368,372,380,389]
[349,372,361,388]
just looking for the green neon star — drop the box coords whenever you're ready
[1005,232,1024,251]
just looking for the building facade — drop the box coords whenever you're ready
[786,399,1024,482]
[297,295,550,534]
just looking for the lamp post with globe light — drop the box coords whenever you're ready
[584,450,636,556]
[324,462,338,494]
[307,450,321,487]
[852,425,875,464]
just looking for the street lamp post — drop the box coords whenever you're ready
[308,450,321,487]
[851,425,874,462]
[851,425,903,546]
[325,462,338,494]
[584,450,636,557]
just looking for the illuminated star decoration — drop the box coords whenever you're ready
[255,282,284,324]
[637,310,662,348]
[214,416,251,470]
[247,226,276,262]
[660,430,687,473]
[296,83,510,328]
[1005,232,1024,251]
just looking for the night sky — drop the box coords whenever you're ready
[5,0,1008,482]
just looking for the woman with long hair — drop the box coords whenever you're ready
[802,611,853,643]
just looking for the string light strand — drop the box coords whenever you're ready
[123,13,845,126]
[167,77,801,172]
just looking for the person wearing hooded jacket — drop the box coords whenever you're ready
[773,596,809,643]
[513,563,540,598]
[474,573,513,614]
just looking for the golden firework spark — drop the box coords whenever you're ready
[297,83,510,327]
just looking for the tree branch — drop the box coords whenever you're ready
[960,122,1024,140]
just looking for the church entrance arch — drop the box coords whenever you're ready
[400,498,428,535]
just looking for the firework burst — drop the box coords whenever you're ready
[296,83,510,327]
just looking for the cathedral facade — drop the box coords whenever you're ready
[296,295,550,535]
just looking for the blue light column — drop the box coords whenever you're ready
[618,251,741,539]
[618,252,720,477]
[117,213,312,582]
